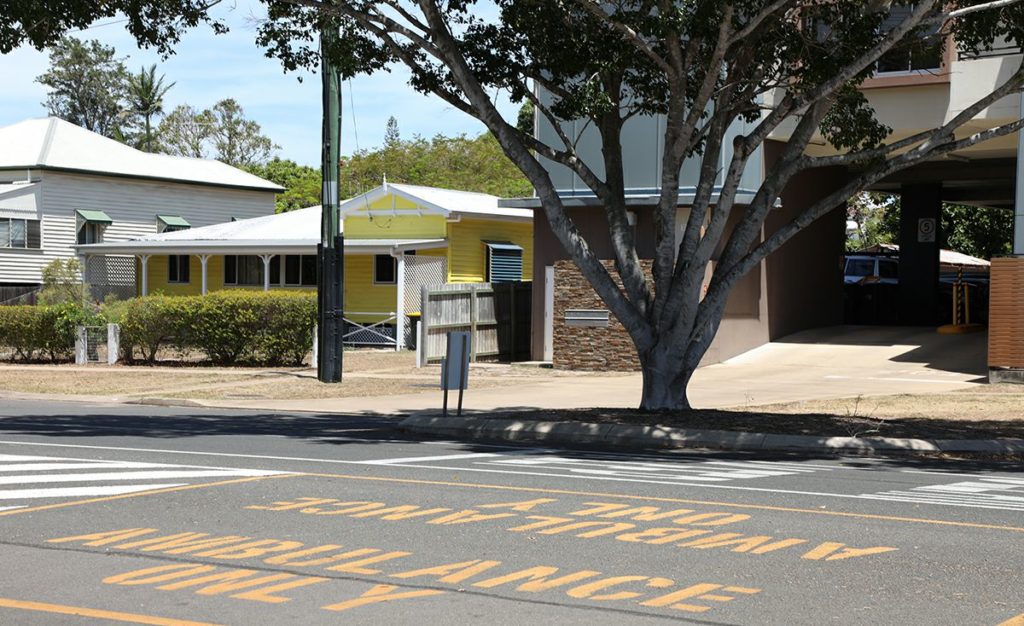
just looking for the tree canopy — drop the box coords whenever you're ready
[159,98,278,166]
[7,0,1022,409]
[36,37,129,139]
[243,158,322,213]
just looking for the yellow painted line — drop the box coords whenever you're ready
[0,474,294,518]
[998,613,1024,626]
[293,471,1024,534]
[0,597,222,626]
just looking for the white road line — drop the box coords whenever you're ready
[0,454,87,462]
[0,505,26,512]
[358,453,501,465]
[0,461,179,473]
[0,469,280,486]
[0,484,185,500]
[2,440,1019,511]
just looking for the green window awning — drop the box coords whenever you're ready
[76,209,113,225]
[483,240,523,252]
[157,215,191,229]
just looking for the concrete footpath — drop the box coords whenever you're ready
[3,326,1015,457]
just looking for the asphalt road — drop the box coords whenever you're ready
[0,399,1021,626]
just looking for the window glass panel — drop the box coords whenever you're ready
[877,5,942,73]
[0,219,9,248]
[270,256,281,285]
[169,255,178,282]
[27,220,41,249]
[225,255,237,284]
[238,255,263,285]
[285,255,301,285]
[879,260,898,279]
[374,254,396,284]
[846,259,874,277]
[9,220,26,247]
[301,255,317,286]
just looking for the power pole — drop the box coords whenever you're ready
[317,30,344,382]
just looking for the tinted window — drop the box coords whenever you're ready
[878,260,898,279]
[846,259,875,277]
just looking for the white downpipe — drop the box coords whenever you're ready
[140,255,150,296]
[394,252,406,351]
[199,255,210,295]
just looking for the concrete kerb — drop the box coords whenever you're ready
[399,415,1024,456]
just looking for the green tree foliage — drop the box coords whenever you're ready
[158,99,278,167]
[243,158,321,213]
[846,193,900,251]
[125,64,175,152]
[36,38,129,138]
[942,204,1013,260]
[341,131,532,199]
[38,258,86,306]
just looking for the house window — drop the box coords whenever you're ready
[0,218,41,249]
[168,255,190,283]
[157,215,191,233]
[374,254,397,284]
[75,209,112,245]
[484,241,523,283]
[284,255,318,286]
[224,255,264,286]
[876,5,943,74]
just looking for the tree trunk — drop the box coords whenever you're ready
[638,346,694,411]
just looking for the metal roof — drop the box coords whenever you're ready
[0,117,284,192]
[342,182,533,220]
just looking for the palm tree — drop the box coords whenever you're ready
[126,65,175,152]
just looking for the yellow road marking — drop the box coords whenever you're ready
[0,475,294,518]
[0,596,222,626]
[293,471,1024,534]
[999,613,1024,626]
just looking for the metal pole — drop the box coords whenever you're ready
[317,28,344,383]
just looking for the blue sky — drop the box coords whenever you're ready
[0,1,518,166]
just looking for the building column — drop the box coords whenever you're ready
[198,255,210,295]
[394,251,406,351]
[1015,92,1024,256]
[898,184,942,325]
[139,255,150,296]
[260,254,274,292]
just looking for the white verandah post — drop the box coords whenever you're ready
[394,251,406,351]
[199,254,210,295]
[260,254,275,292]
[139,254,150,296]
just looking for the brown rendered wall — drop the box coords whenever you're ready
[532,206,769,369]
[763,140,848,340]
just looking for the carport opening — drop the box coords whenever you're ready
[843,191,1012,328]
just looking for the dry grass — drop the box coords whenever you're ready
[0,369,262,396]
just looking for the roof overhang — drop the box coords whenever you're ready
[0,182,38,199]
[499,187,761,209]
[339,184,451,218]
[75,238,448,257]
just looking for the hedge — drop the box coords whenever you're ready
[119,290,316,365]
[0,302,95,361]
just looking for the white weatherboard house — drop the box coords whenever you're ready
[0,117,282,301]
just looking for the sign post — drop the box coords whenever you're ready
[441,331,471,416]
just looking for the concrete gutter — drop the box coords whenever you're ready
[399,415,1024,456]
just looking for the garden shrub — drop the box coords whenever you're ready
[0,302,93,361]
[118,290,315,365]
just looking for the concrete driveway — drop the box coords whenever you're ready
[204,326,987,414]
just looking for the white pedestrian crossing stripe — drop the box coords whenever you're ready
[427,452,836,486]
[863,477,1024,511]
[0,453,285,510]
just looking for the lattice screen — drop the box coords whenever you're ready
[86,255,136,301]
[403,255,447,314]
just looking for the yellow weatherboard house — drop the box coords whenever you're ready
[75,183,533,348]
